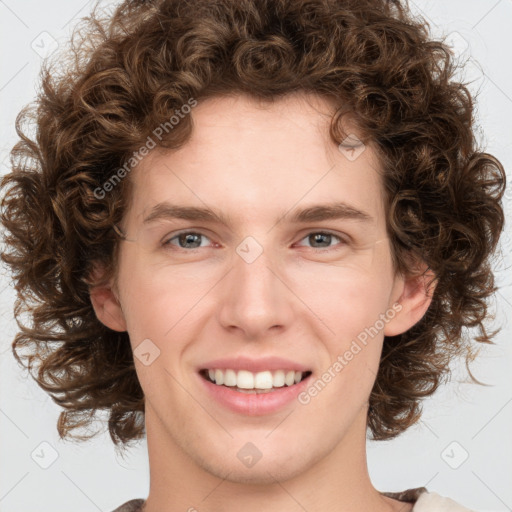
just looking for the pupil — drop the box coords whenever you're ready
[311,233,330,247]
[180,233,201,248]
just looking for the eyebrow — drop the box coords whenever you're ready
[142,201,373,226]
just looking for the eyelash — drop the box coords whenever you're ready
[162,230,348,252]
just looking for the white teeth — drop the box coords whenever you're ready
[224,369,237,387]
[273,370,285,387]
[237,370,254,389]
[205,369,308,389]
[254,371,273,389]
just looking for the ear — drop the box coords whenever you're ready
[87,262,127,332]
[384,261,437,337]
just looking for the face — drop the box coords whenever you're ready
[91,92,431,485]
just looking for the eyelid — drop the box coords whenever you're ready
[162,229,216,248]
[294,230,349,249]
[162,229,350,250]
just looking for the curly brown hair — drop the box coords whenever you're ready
[0,0,506,447]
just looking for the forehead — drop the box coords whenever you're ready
[126,93,386,229]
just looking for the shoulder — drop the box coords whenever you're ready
[112,492,477,512]
[382,488,476,512]
[110,499,145,512]
[412,491,476,512]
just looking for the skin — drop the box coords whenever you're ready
[90,92,435,512]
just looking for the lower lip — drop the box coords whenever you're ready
[198,372,312,416]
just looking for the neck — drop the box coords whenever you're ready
[141,405,405,512]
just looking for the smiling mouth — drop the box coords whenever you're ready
[199,368,313,394]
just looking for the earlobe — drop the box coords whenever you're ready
[384,265,437,337]
[87,264,127,333]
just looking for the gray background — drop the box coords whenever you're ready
[0,1,511,511]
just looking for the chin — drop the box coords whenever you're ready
[205,459,307,486]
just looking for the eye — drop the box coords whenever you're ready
[296,231,347,250]
[162,230,347,252]
[163,231,213,250]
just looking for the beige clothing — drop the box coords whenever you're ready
[382,487,476,511]
[112,487,476,511]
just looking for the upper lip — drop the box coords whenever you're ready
[198,356,311,373]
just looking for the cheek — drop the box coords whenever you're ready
[300,272,388,415]
[117,256,215,351]
[289,264,393,398]
[287,238,396,325]
[291,262,393,333]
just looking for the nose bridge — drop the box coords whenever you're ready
[218,235,291,337]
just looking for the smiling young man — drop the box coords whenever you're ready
[93,92,436,512]
[0,0,506,511]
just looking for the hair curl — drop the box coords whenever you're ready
[0,0,506,447]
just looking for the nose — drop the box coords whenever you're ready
[216,239,294,340]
